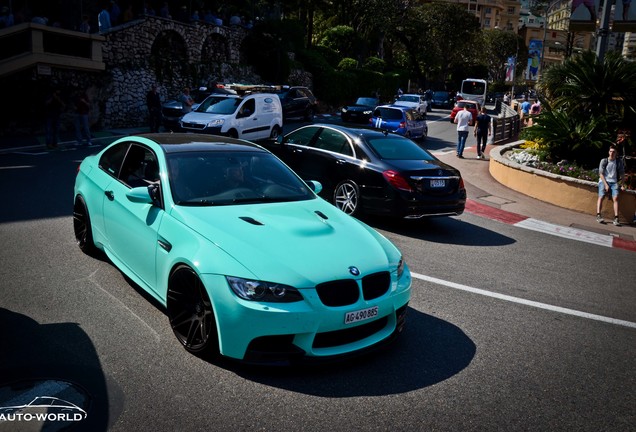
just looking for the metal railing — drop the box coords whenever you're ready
[492,100,521,144]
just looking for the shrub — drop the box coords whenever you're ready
[338,58,358,71]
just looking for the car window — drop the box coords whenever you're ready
[366,136,436,161]
[374,107,403,120]
[99,142,128,177]
[238,98,255,117]
[119,144,159,188]
[166,151,314,206]
[284,127,319,146]
[314,128,354,156]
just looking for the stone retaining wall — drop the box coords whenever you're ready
[490,142,636,221]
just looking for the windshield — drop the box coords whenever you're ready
[397,95,419,103]
[167,151,315,206]
[195,96,240,114]
[355,97,378,106]
[367,136,436,161]
[461,81,486,96]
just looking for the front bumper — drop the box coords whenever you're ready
[201,267,412,364]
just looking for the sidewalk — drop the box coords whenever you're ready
[435,142,636,252]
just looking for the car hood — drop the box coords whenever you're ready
[180,111,227,123]
[168,199,399,286]
[393,101,419,108]
[163,100,182,109]
[345,104,374,111]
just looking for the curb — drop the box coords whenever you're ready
[465,199,636,253]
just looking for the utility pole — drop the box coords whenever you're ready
[596,0,614,61]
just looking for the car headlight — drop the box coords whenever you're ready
[226,276,303,302]
[207,119,224,127]
[363,110,372,115]
[341,108,348,113]
[397,257,405,279]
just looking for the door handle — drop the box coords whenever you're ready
[105,190,114,200]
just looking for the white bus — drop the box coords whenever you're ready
[459,78,487,107]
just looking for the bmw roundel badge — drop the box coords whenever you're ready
[348,266,360,276]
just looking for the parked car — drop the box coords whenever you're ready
[180,93,283,141]
[341,97,379,123]
[276,86,318,121]
[162,86,236,131]
[431,91,453,109]
[262,124,466,218]
[392,94,428,113]
[369,105,428,140]
[73,133,411,364]
[449,100,480,123]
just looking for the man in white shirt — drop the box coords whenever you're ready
[454,105,473,158]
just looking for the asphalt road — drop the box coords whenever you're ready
[0,115,634,432]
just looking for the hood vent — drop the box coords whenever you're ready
[315,210,329,220]
[239,216,263,226]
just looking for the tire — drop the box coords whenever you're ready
[270,125,281,139]
[227,129,239,139]
[167,265,219,357]
[333,180,361,216]
[304,107,315,122]
[73,195,97,255]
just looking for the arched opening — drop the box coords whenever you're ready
[149,30,189,83]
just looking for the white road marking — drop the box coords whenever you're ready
[514,218,614,248]
[411,272,636,329]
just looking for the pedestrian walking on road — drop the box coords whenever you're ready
[596,145,625,226]
[454,104,473,158]
[73,89,92,146]
[520,99,531,126]
[146,85,163,133]
[44,89,65,150]
[473,106,491,159]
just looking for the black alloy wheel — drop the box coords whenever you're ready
[333,180,360,216]
[167,265,218,356]
[73,196,97,254]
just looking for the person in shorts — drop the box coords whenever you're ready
[596,145,625,226]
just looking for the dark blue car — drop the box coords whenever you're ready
[369,105,428,140]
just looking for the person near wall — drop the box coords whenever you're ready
[146,85,163,133]
[44,89,65,150]
[596,145,626,226]
[180,87,194,114]
[74,90,92,146]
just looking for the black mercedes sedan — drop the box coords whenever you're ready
[261,124,466,218]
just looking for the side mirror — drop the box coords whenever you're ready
[126,186,154,204]
[306,180,323,195]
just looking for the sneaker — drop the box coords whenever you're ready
[613,217,621,227]
[477,154,482,159]
[596,214,604,223]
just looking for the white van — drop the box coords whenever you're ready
[180,93,283,141]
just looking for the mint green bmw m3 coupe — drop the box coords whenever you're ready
[73,133,411,364]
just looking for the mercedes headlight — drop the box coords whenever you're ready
[226,277,303,302]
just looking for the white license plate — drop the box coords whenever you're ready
[344,306,379,325]
[430,179,445,188]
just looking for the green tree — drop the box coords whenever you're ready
[481,29,527,83]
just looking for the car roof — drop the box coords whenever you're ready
[301,123,405,140]
[135,133,268,154]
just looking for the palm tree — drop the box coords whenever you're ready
[523,51,636,166]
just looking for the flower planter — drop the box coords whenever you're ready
[489,142,636,221]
